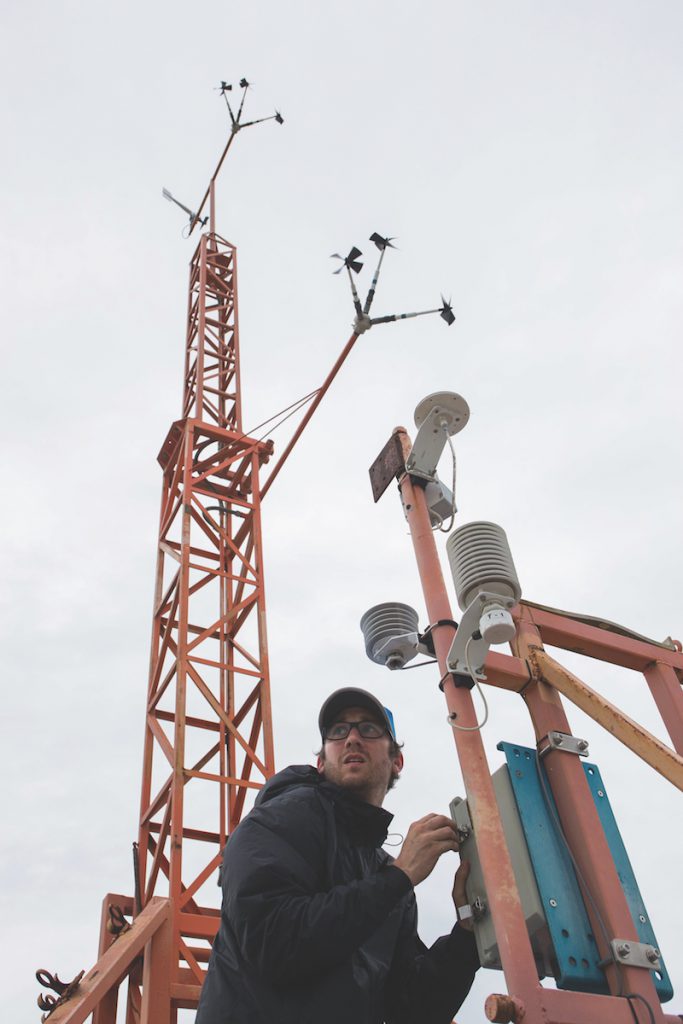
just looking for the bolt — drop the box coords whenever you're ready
[646,947,660,963]
[549,899,558,908]
[578,739,589,751]
[473,896,488,919]
[639,915,647,923]
[485,994,525,1023]
[616,943,631,959]
[554,734,564,746]
[597,789,604,797]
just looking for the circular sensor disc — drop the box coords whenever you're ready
[413,391,470,436]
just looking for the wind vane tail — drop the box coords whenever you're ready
[364,232,396,314]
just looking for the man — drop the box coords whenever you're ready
[196,687,479,1023]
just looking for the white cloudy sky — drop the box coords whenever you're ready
[1,1,682,1021]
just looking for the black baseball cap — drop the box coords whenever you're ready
[318,687,397,741]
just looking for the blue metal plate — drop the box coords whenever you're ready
[497,741,672,1001]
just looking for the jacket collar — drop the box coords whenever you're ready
[322,779,394,847]
[256,765,393,847]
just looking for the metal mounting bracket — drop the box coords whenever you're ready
[610,939,661,970]
[543,731,589,757]
[447,591,516,680]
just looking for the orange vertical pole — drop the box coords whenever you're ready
[140,907,172,1024]
[395,428,541,1009]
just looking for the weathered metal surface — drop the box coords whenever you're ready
[40,899,170,1024]
[517,601,683,674]
[485,992,525,1022]
[368,428,407,502]
[644,661,683,754]
[36,971,85,1020]
[533,648,683,791]
[513,612,668,1013]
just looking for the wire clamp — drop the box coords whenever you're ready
[36,969,85,1020]
[543,731,590,757]
[610,939,661,970]
[107,904,132,938]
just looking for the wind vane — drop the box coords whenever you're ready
[162,77,284,236]
[331,233,455,334]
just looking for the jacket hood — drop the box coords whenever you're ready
[255,764,320,806]
[255,764,394,847]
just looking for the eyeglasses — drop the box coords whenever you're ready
[324,720,388,741]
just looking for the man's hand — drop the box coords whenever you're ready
[393,813,460,887]
[452,859,473,931]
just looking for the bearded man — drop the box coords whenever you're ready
[196,686,479,1023]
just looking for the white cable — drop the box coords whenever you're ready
[446,636,489,732]
[434,432,457,533]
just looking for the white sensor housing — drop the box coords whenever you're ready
[360,602,421,670]
[447,521,521,612]
[445,522,522,680]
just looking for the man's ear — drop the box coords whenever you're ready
[316,754,325,776]
[392,750,404,779]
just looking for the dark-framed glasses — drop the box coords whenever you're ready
[324,720,387,741]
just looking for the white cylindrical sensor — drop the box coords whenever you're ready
[479,604,516,645]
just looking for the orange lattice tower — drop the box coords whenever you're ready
[38,84,281,1024]
[133,223,276,1008]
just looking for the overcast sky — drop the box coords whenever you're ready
[2,1,682,1021]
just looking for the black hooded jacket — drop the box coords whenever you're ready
[196,765,479,1024]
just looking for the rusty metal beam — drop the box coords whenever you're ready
[44,899,170,1024]
[644,660,683,754]
[533,647,683,790]
[519,602,683,674]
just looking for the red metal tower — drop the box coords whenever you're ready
[133,224,276,1007]
[37,93,284,1023]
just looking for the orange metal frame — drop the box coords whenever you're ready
[393,426,683,1024]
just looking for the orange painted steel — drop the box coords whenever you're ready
[42,899,171,1024]
[643,660,683,754]
[532,646,683,789]
[132,229,275,1015]
[391,424,681,1024]
[513,612,663,1008]
[261,329,359,498]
